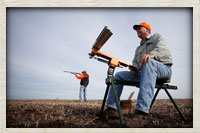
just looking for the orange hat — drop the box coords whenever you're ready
[133,22,151,31]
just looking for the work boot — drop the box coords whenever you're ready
[135,109,148,116]
[125,110,149,128]
[103,107,119,118]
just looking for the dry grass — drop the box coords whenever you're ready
[6,99,193,128]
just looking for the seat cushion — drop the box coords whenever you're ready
[156,78,170,84]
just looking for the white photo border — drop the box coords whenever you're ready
[0,0,199,133]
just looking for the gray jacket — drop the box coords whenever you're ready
[132,33,173,70]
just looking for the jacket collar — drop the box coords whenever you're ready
[140,34,155,45]
[146,34,151,39]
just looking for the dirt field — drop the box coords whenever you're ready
[6,99,193,128]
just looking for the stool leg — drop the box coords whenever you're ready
[111,78,125,127]
[99,84,110,118]
[164,88,186,121]
[150,88,161,110]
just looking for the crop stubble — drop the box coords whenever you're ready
[6,99,193,128]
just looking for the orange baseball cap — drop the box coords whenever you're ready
[133,22,151,31]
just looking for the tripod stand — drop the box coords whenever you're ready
[99,65,125,127]
[89,53,132,127]
[88,26,134,127]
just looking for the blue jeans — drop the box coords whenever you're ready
[106,59,172,113]
[79,85,87,101]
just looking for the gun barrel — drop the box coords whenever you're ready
[63,71,72,73]
[63,71,81,75]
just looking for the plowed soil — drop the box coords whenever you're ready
[6,99,192,128]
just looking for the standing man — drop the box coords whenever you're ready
[104,22,173,117]
[72,70,89,102]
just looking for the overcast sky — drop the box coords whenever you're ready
[6,8,192,100]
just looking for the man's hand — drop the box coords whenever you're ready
[71,72,75,75]
[140,54,154,65]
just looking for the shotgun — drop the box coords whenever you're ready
[63,71,81,75]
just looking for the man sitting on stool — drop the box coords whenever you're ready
[104,22,173,118]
